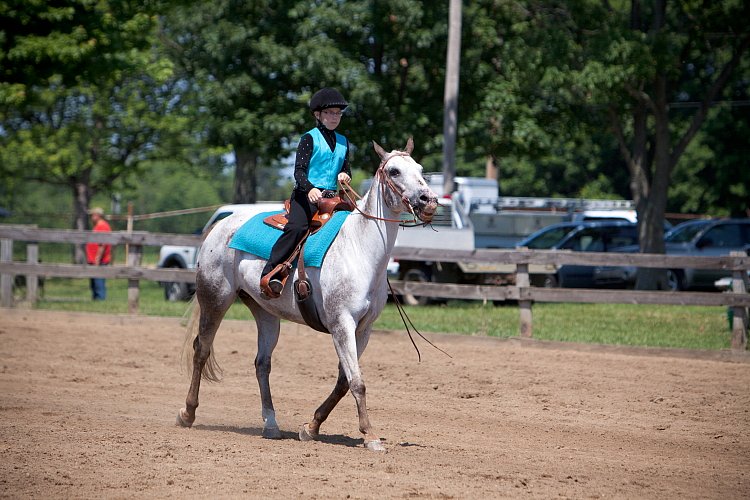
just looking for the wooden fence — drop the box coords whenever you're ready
[1,225,749,350]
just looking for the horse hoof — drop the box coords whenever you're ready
[262,426,282,439]
[176,408,193,428]
[365,439,386,453]
[299,423,317,442]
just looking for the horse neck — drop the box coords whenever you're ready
[344,177,400,259]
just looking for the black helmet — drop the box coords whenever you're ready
[309,87,348,112]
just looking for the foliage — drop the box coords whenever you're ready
[0,0,167,106]
[2,0,747,236]
[0,0,189,241]
[159,0,454,202]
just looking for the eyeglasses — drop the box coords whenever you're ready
[322,110,343,117]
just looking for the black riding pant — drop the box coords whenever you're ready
[262,189,317,277]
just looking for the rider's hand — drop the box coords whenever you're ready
[308,188,322,204]
[337,172,351,184]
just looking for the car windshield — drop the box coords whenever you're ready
[521,226,577,249]
[665,221,709,243]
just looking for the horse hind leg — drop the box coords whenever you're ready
[176,288,233,428]
[241,295,282,440]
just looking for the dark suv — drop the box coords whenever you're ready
[517,220,642,288]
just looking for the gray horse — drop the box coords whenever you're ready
[177,138,438,452]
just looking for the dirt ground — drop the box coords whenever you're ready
[1,308,749,499]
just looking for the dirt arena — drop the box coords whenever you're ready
[1,308,749,499]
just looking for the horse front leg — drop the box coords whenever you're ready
[304,324,384,452]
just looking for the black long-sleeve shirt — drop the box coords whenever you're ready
[293,122,351,193]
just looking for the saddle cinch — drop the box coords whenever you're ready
[260,191,356,333]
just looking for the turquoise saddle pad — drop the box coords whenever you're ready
[228,210,350,268]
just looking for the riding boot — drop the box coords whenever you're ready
[260,263,290,299]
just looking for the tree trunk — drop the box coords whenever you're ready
[234,147,258,204]
[635,74,670,290]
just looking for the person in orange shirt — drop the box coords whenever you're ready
[86,207,112,300]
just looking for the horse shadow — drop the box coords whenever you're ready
[190,424,365,448]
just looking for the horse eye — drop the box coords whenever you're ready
[389,168,400,177]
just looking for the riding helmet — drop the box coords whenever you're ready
[309,87,348,112]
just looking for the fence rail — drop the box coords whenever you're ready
[1,225,748,350]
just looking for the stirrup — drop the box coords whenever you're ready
[268,278,284,294]
[260,265,288,299]
[260,280,282,299]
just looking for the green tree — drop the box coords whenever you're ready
[462,0,749,288]
[584,0,749,287]
[0,0,162,106]
[0,0,187,261]
[161,0,458,202]
[161,0,312,203]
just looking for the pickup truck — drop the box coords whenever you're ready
[157,202,284,300]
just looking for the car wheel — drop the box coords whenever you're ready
[164,280,190,301]
[665,269,685,291]
[401,268,431,306]
[542,274,559,288]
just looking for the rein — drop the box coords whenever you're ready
[387,279,453,362]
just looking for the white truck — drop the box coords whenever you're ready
[391,174,636,304]
[157,202,283,300]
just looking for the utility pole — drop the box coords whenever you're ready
[442,0,462,196]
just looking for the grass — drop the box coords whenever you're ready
[17,276,735,351]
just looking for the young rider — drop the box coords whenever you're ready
[260,87,352,298]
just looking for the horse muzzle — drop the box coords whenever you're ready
[416,195,438,223]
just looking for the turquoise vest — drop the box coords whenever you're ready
[306,127,347,190]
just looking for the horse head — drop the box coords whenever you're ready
[372,138,438,223]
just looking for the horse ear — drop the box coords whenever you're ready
[404,137,414,155]
[372,140,387,159]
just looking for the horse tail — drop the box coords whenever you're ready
[181,295,223,382]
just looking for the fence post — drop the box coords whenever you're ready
[730,251,748,351]
[516,262,533,337]
[26,243,39,304]
[127,244,143,314]
[0,238,12,308]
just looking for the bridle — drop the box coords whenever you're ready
[339,152,430,226]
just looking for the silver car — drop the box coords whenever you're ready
[658,218,750,290]
[603,218,750,290]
